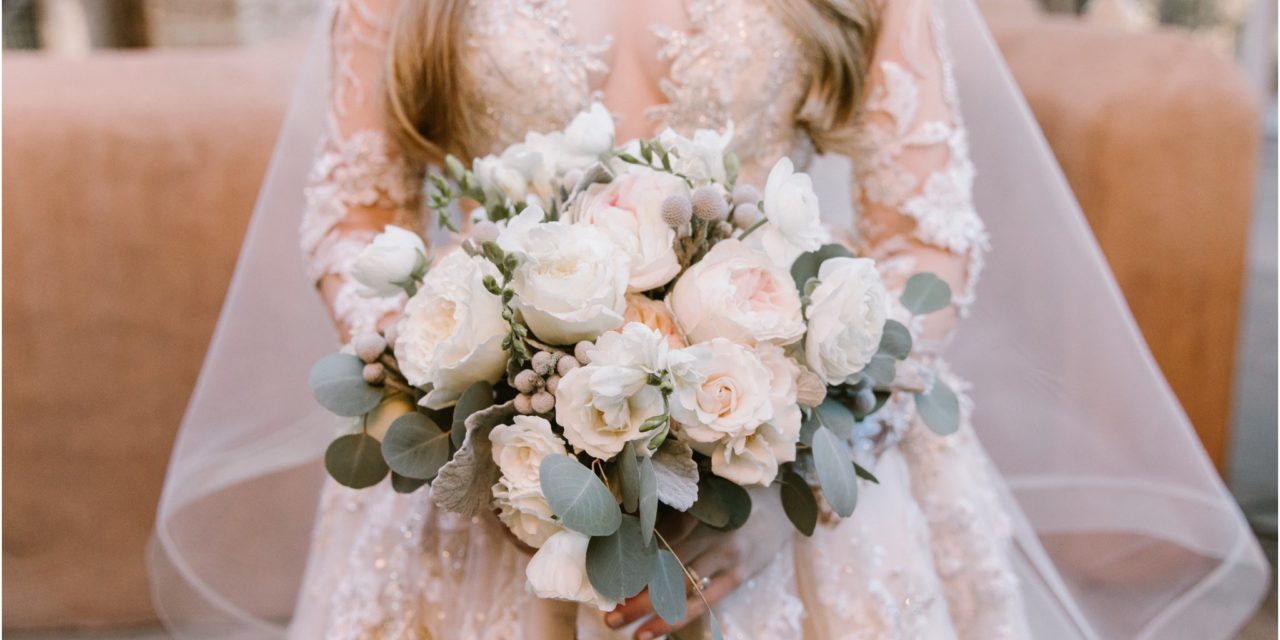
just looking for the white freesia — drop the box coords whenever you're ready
[526,530,619,611]
[587,322,672,375]
[473,145,546,205]
[554,360,665,460]
[499,206,630,344]
[657,124,734,184]
[750,157,828,268]
[804,257,890,385]
[570,169,683,291]
[669,239,805,346]
[490,416,567,548]
[350,225,427,297]
[393,252,508,408]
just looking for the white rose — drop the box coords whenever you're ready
[570,169,683,292]
[657,124,734,184]
[669,239,805,346]
[393,251,509,408]
[750,157,828,268]
[706,344,802,485]
[350,225,427,297]
[490,416,568,548]
[499,206,630,345]
[557,102,615,171]
[554,363,665,460]
[669,338,774,445]
[804,257,889,385]
[526,530,619,611]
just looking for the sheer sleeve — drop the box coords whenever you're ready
[852,0,986,354]
[300,0,422,339]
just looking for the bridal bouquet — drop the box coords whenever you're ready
[308,104,957,625]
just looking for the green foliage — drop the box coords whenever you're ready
[325,433,389,489]
[381,413,450,480]
[900,273,952,315]
[540,454,622,537]
[916,379,961,435]
[619,442,641,512]
[391,472,429,494]
[452,382,494,448]
[309,353,383,417]
[585,515,656,601]
[778,470,818,536]
[638,455,658,545]
[878,319,913,360]
[689,475,752,531]
[648,549,688,624]
[811,427,858,517]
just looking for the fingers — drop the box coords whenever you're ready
[633,568,741,640]
[606,589,653,629]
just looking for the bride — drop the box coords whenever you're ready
[150,0,1269,638]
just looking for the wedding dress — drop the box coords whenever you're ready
[149,0,1268,638]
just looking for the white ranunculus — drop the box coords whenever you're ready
[668,239,805,346]
[750,157,828,268]
[526,530,619,611]
[669,338,774,446]
[393,251,509,409]
[350,225,427,297]
[804,257,889,385]
[490,415,567,548]
[557,102,615,172]
[554,363,665,460]
[657,124,734,184]
[570,169,683,292]
[499,206,630,345]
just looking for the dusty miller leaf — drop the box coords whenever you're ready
[429,401,515,516]
[650,439,699,510]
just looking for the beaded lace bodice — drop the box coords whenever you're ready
[293,1,1027,638]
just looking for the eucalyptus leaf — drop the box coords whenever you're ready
[381,413,451,480]
[691,475,751,531]
[540,454,622,537]
[799,409,820,447]
[878,319,913,360]
[309,353,383,417]
[430,401,514,516]
[900,273,952,315]
[815,399,856,440]
[638,455,658,545]
[811,427,858,517]
[452,381,494,448]
[778,470,818,536]
[325,433,389,489]
[854,463,880,484]
[619,442,641,513]
[916,379,961,436]
[862,355,897,387]
[648,549,688,624]
[585,515,656,601]
[391,472,429,494]
[790,243,856,291]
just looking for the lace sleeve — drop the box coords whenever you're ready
[301,0,423,338]
[852,0,986,353]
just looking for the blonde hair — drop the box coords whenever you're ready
[385,0,880,164]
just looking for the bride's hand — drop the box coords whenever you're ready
[606,483,792,639]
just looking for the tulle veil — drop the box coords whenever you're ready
[149,1,1269,637]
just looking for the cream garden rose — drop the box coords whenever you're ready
[526,530,619,611]
[750,157,828,268]
[804,256,890,385]
[350,225,427,297]
[570,168,683,291]
[490,416,568,548]
[498,207,630,345]
[394,252,509,409]
[669,239,805,346]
